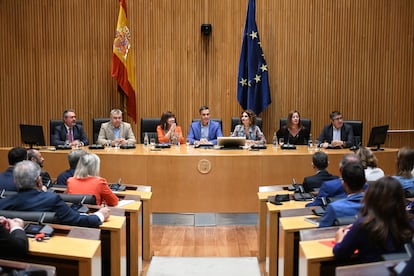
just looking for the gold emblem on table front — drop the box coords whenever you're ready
[197,159,212,174]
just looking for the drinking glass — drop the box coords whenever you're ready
[186,138,191,148]
[150,138,156,148]
[278,137,284,146]
[307,139,313,150]
[314,140,320,151]
[106,140,112,148]
[114,141,120,149]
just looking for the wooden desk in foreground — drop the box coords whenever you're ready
[266,201,309,276]
[0,147,397,213]
[11,236,101,276]
[299,238,335,276]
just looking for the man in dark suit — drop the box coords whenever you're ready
[0,161,109,228]
[306,153,360,207]
[318,111,354,148]
[318,162,365,227]
[56,149,87,186]
[0,216,28,256]
[187,106,223,145]
[302,151,339,193]
[51,109,89,146]
[0,147,27,191]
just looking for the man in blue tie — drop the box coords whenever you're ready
[187,106,223,145]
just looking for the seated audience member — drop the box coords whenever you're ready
[318,162,366,227]
[356,147,384,181]
[56,149,87,186]
[0,147,27,191]
[51,109,89,147]
[334,176,414,262]
[306,153,360,207]
[231,109,266,145]
[302,151,339,193]
[67,153,118,206]
[157,111,185,144]
[276,110,309,145]
[0,161,109,228]
[187,105,223,145]
[27,149,51,188]
[97,108,137,146]
[393,147,414,190]
[0,216,28,256]
[318,111,354,149]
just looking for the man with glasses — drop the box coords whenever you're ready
[318,111,354,149]
[187,105,223,145]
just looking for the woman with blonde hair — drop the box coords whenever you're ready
[356,146,384,181]
[67,153,118,206]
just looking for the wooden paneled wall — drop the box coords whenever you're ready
[0,0,413,148]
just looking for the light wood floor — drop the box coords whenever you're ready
[142,225,267,275]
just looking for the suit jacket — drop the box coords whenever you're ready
[97,121,137,145]
[187,120,223,145]
[0,189,102,228]
[0,224,28,256]
[306,178,346,207]
[52,123,89,146]
[318,123,354,148]
[56,168,75,186]
[318,192,363,227]
[0,167,17,191]
[302,170,339,193]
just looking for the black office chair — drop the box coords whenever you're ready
[140,118,160,144]
[230,117,262,133]
[0,210,57,224]
[191,118,223,130]
[50,119,83,146]
[279,118,312,134]
[344,120,363,146]
[92,118,110,144]
[59,194,97,205]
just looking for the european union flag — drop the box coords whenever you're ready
[237,0,271,115]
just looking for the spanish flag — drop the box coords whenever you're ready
[111,0,137,122]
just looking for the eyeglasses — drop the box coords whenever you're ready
[333,117,343,121]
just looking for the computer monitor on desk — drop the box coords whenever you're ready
[367,125,389,151]
[217,137,246,149]
[19,124,46,149]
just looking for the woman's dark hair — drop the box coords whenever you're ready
[360,176,413,249]
[159,111,177,130]
[240,109,256,126]
[286,110,303,129]
[396,147,414,178]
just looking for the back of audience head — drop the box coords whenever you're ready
[360,176,412,246]
[13,160,41,191]
[312,151,329,170]
[341,162,365,192]
[356,147,378,169]
[397,147,414,178]
[74,153,100,178]
[339,153,361,170]
[8,147,27,166]
[68,149,87,169]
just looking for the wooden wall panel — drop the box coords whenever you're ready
[0,0,413,149]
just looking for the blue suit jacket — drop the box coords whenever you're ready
[187,120,223,145]
[56,168,75,186]
[318,123,354,148]
[319,192,364,227]
[0,224,28,256]
[0,189,102,228]
[306,178,346,207]
[0,167,17,191]
[52,124,89,146]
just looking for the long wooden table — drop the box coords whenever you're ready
[0,146,398,212]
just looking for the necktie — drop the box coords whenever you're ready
[68,128,73,143]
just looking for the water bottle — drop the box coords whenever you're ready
[144,132,149,147]
[272,132,278,148]
[65,133,70,146]
[308,134,313,150]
